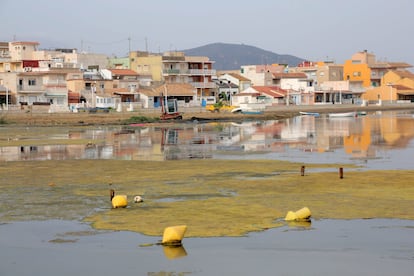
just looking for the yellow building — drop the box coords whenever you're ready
[343,51,372,87]
[130,51,216,100]
[343,50,412,89]
[362,70,414,103]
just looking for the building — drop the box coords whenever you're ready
[343,50,412,88]
[131,51,215,103]
[233,86,287,107]
[363,70,414,103]
[0,41,109,110]
[218,72,251,92]
[272,72,314,105]
[138,83,196,109]
[240,64,286,86]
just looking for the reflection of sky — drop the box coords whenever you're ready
[1,111,414,170]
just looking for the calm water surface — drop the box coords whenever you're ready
[1,219,413,276]
[1,110,414,170]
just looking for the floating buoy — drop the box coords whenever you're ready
[161,225,187,246]
[285,207,311,221]
[110,189,128,208]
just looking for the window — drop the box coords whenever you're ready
[28,79,36,86]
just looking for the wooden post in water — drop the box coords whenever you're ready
[301,165,305,176]
[339,167,344,179]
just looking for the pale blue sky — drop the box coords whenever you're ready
[1,0,413,65]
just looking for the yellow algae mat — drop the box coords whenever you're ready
[1,159,413,237]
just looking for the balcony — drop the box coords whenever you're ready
[18,85,44,93]
[190,82,216,89]
[189,69,216,75]
[44,80,67,87]
[163,69,217,76]
[163,69,182,75]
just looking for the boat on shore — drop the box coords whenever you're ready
[231,107,264,114]
[328,111,357,118]
[328,111,368,118]
[299,111,320,117]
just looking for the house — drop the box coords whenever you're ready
[232,86,287,107]
[215,80,239,103]
[94,93,121,109]
[218,72,251,92]
[106,69,140,102]
[362,70,414,103]
[240,64,286,86]
[16,68,81,109]
[138,83,196,108]
[272,72,314,105]
[291,60,343,89]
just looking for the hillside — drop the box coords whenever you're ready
[182,42,305,70]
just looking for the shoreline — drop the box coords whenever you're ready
[1,103,413,126]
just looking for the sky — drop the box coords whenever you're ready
[1,0,414,66]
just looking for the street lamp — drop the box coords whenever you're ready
[227,81,232,106]
[5,86,8,110]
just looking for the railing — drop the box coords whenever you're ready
[163,69,181,74]
[189,69,216,75]
[190,82,217,88]
[18,85,44,92]
[44,81,67,87]
[163,69,217,75]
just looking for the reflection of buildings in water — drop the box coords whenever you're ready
[1,112,414,162]
[343,117,373,159]
[379,116,414,147]
[161,128,214,160]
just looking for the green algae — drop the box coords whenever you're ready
[0,159,413,237]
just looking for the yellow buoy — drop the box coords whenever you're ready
[284,207,311,221]
[110,189,128,208]
[161,225,187,245]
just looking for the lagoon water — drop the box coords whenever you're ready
[1,110,414,275]
[1,219,414,275]
[1,110,414,170]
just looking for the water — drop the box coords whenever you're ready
[1,110,414,170]
[1,219,413,275]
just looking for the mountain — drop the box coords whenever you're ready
[182,42,305,71]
